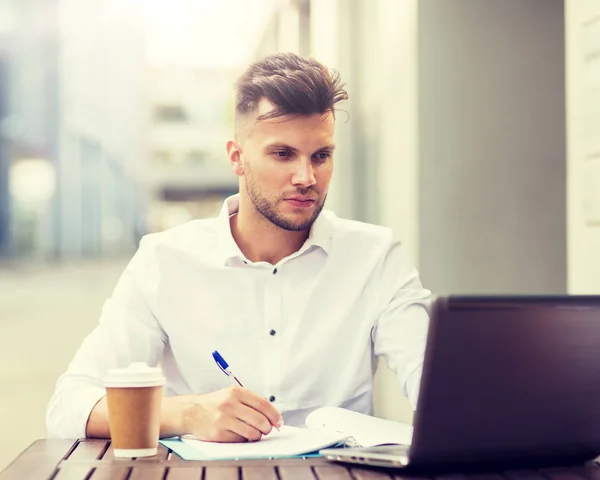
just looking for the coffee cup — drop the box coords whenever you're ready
[104,362,165,458]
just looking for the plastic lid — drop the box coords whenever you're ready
[104,362,165,388]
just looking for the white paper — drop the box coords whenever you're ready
[181,425,345,459]
[305,406,413,447]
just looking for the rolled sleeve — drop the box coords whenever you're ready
[371,241,431,409]
[46,236,167,438]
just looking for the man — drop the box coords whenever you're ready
[46,53,430,442]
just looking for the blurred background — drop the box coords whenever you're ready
[0,0,599,470]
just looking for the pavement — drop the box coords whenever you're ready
[0,258,129,471]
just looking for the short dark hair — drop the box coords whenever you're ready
[235,52,348,123]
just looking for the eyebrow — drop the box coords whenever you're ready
[264,143,337,154]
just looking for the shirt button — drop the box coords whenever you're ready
[272,268,278,274]
[269,329,276,336]
[269,395,276,402]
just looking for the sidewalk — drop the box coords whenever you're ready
[0,258,129,471]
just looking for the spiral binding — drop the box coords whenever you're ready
[342,436,361,448]
[317,425,362,448]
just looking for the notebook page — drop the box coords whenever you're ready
[180,425,345,459]
[305,407,413,447]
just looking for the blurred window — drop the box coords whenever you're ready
[154,104,187,123]
[187,150,206,165]
[154,150,172,164]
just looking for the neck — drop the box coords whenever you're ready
[231,196,309,265]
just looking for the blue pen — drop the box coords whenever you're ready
[212,350,244,387]
[212,350,281,431]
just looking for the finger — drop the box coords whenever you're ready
[234,403,273,436]
[236,389,283,428]
[224,416,264,442]
[212,429,248,443]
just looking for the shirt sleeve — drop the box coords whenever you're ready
[371,239,431,409]
[45,235,167,439]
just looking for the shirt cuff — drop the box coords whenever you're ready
[48,386,107,439]
[404,365,422,409]
[78,387,108,438]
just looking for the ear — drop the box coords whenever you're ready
[226,139,245,177]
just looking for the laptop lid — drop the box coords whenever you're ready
[409,295,600,470]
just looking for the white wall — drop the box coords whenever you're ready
[418,0,566,295]
[566,0,600,294]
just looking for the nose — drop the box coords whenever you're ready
[291,157,316,188]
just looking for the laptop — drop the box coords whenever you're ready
[321,295,600,471]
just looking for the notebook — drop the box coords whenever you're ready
[161,407,413,460]
[305,406,413,448]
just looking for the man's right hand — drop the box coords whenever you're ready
[171,386,284,442]
[87,386,284,442]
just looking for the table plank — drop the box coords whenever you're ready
[0,439,76,480]
[351,468,393,479]
[279,465,318,480]
[67,440,109,461]
[313,464,354,479]
[205,466,240,480]
[165,466,203,479]
[89,465,130,480]
[394,476,431,480]
[134,444,171,462]
[129,466,167,480]
[60,457,329,469]
[10,439,600,480]
[241,465,278,480]
[53,465,94,480]
[102,442,169,461]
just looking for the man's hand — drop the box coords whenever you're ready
[175,386,284,442]
[86,386,283,442]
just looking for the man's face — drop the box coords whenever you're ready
[232,99,335,231]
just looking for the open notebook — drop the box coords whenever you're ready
[161,406,413,460]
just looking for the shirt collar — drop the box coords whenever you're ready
[217,194,333,265]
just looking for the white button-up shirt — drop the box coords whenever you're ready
[46,195,431,439]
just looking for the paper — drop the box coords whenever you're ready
[305,406,413,447]
[163,407,412,460]
[179,425,345,460]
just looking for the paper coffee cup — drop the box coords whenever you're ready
[104,362,165,458]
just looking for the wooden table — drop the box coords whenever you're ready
[2,439,600,480]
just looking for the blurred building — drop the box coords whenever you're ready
[144,67,238,232]
[0,0,61,260]
[0,0,146,260]
[0,2,13,257]
[58,0,147,258]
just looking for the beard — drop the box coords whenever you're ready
[245,175,326,232]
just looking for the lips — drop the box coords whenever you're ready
[285,197,316,208]
[286,197,316,202]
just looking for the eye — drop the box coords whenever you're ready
[313,151,331,162]
[273,150,292,158]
